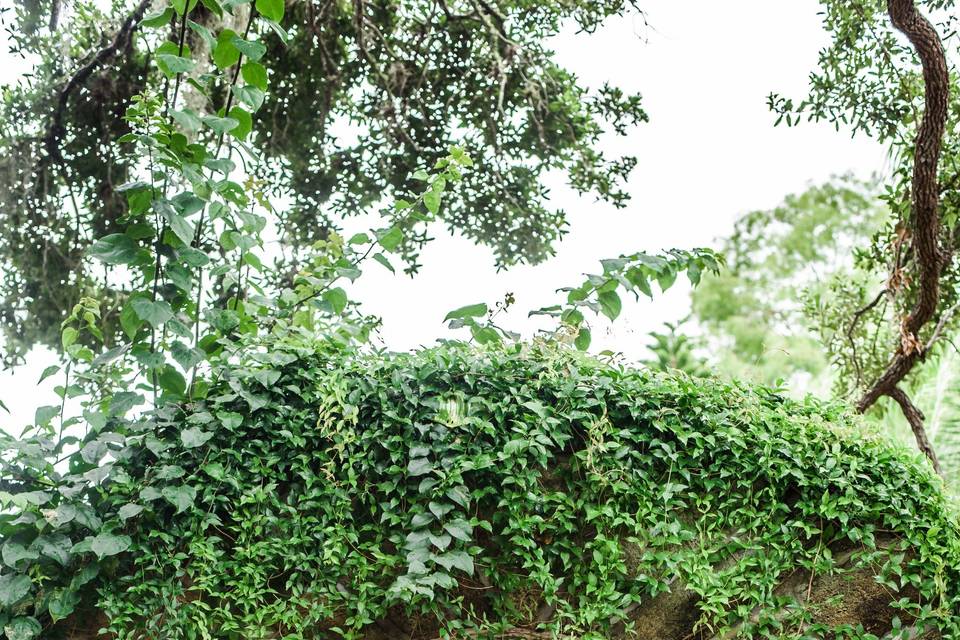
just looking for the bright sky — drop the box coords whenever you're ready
[0,0,887,431]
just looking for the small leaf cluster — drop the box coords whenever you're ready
[533,248,723,351]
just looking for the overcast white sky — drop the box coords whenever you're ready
[0,1,887,431]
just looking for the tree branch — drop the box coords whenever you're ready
[43,0,153,164]
[855,0,950,473]
[888,386,942,474]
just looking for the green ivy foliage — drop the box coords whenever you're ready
[10,341,952,638]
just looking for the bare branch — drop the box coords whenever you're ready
[888,387,942,474]
[847,288,887,389]
[43,0,153,164]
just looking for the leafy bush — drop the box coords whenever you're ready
[32,340,956,638]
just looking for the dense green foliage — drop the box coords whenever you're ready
[0,2,718,636]
[2,0,959,636]
[691,177,884,391]
[688,176,960,486]
[0,0,647,362]
[6,341,957,638]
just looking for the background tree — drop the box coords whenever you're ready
[770,0,958,473]
[0,0,647,363]
[691,177,885,392]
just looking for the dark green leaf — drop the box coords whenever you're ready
[131,298,173,328]
[181,427,214,448]
[162,485,197,513]
[90,533,131,559]
[89,234,138,265]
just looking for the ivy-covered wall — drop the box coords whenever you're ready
[57,343,960,638]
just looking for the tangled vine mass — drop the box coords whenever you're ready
[3,342,956,639]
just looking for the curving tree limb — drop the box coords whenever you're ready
[855,0,950,475]
[43,0,153,163]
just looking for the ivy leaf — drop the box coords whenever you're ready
[181,427,214,448]
[90,533,131,560]
[212,29,240,69]
[89,234,139,265]
[47,588,80,622]
[241,61,268,91]
[162,485,197,513]
[411,512,433,528]
[0,573,31,607]
[435,551,474,575]
[407,458,433,476]
[444,303,487,322]
[443,519,473,542]
[598,290,622,321]
[130,298,174,329]
[118,504,145,521]
[228,106,252,140]
[2,543,38,568]
[231,36,266,61]
[4,617,42,640]
[202,462,226,480]
[255,0,284,22]
[218,412,243,429]
[33,535,71,566]
[428,501,453,519]
[43,503,78,528]
[140,487,162,502]
[376,226,403,252]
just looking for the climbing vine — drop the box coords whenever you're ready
[0,0,720,636]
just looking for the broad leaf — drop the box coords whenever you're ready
[444,303,487,322]
[90,533,131,560]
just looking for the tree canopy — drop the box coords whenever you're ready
[0,0,646,362]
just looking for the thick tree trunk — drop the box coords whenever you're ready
[856,0,950,475]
